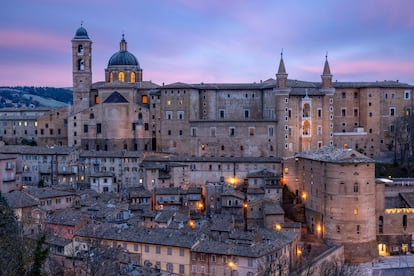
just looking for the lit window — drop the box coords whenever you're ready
[118,72,125,82]
[130,72,136,83]
[353,208,358,215]
[142,95,148,104]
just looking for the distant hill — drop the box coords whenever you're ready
[0,86,72,108]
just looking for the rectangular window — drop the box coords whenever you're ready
[249,127,255,136]
[167,248,172,255]
[219,110,225,119]
[244,110,249,119]
[229,127,235,137]
[268,127,274,137]
[180,248,184,256]
[405,90,411,100]
[317,108,322,118]
[134,244,139,251]
[156,246,161,254]
[166,111,172,120]
[145,245,149,252]
[179,264,185,274]
[96,123,102,134]
[83,124,88,133]
[341,108,346,117]
[210,127,216,137]
[317,126,322,136]
[211,255,216,263]
[390,107,396,116]
[248,258,253,267]
[354,108,358,117]
[191,127,197,137]
[177,111,184,120]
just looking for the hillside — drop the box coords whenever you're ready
[0,86,72,108]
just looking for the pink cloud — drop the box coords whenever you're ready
[0,64,71,87]
[0,29,68,50]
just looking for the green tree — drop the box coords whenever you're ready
[28,234,49,276]
[0,191,27,275]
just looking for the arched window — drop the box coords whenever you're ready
[118,72,125,82]
[130,72,136,83]
[77,45,84,54]
[78,59,84,71]
[109,72,113,82]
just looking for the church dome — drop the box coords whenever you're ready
[108,51,139,66]
[108,35,140,67]
[74,26,89,39]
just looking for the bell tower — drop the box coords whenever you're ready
[72,24,92,113]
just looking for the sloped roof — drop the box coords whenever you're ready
[4,190,39,208]
[294,146,373,163]
[103,91,129,103]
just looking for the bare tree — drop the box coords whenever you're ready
[76,239,125,276]
[393,115,411,166]
[318,258,362,276]
[257,254,289,276]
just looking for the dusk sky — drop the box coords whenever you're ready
[1,0,414,87]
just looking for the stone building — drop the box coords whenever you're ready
[40,25,412,162]
[36,106,69,146]
[283,146,377,262]
[68,26,158,151]
[375,178,414,256]
[0,153,22,193]
[0,145,78,187]
[0,107,50,145]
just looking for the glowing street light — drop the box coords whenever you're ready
[301,192,307,200]
[275,223,282,231]
[229,177,237,185]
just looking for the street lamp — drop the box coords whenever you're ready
[275,223,282,231]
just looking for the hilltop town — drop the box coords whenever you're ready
[1,25,414,275]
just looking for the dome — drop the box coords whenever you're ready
[108,51,139,66]
[107,35,140,67]
[74,26,89,39]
